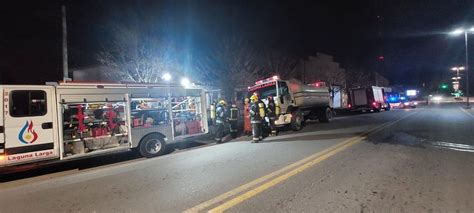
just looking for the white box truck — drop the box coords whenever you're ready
[348,86,390,112]
[248,76,332,131]
[0,82,209,169]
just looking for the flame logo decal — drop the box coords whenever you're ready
[18,120,38,144]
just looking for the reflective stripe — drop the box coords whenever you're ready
[216,120,224,123]
[251,121,261,124]
[230,130,238,132]
[253,138,259,141]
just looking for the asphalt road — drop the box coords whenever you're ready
[1,103,474,212]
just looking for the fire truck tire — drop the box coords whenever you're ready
[138,134,167,158]
[318,107,332,123]
[291,110,303,131]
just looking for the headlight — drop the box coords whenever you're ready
[404,102,410,106]
[432,96,442,101]
[414,102,418,105]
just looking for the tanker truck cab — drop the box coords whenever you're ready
[248,76,332,131]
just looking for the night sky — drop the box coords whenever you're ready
[1,0,474,89]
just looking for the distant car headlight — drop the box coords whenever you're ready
[404,102,410,106]
[413,101,418,105]
[432,96,442,101]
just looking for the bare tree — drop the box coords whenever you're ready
[299,55,346,87]
[194,34,265,98]
[262,49,299,79]
[345,68,372,88]
[97,20,182,83]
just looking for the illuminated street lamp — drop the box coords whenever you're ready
[451,66,465,92]
[161,73,172,81]
[180,78,191,88]
[450,28,474,108]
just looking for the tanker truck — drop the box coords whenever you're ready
[248,76,332,131]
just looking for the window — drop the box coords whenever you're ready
[279,82,290,95]
[10,90,47,117]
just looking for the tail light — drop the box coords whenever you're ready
[348,104,352,108]
[372,102,377,106]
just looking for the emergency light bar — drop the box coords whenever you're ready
[255,75,279,85]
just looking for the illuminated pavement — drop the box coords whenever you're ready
[1,103,474,212]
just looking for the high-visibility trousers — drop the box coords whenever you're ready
[268,117,277,136]
[215,122,225,143]
[251,122,262,142]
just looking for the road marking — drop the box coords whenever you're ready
[184,112,414,213]
[204,112,414,213]
[182,134,364,213]
[459,106,474,119]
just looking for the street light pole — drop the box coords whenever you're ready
[464,31,470,107]
[451,28,473,108]
[161,73,174,138]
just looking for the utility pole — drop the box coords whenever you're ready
[465,31,470,108]
[62,5,70,82]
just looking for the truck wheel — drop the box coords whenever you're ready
[138,134,167,158]
[291,110,303,131]
[318,107,332,123]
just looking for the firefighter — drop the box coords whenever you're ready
[257,98,266,140]
[243,98,252,135]
[214,99,228,143]
[210,101,217,125]
[228,102,239,138]
[266,96,277,136]
[249,94,263,143]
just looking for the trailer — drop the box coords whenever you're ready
[0,82,209,169]
[331,85,349,112]
[248,76,332,131]
[348,86,390,112]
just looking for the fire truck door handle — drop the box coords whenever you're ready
[42,122,53,129]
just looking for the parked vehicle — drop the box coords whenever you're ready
[348,86,390,112]
[331,85,349,112]
[400,99,417,108]
[248,76,332,131]
[0,81,209,169]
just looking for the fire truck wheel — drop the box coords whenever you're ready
[291,110,303,131]
[139,134,166,158]
[318,107,332,123]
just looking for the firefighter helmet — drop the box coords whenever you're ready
[218,99,227,106]
[250,94,259,102]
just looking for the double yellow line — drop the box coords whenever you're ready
[185,112,413,213]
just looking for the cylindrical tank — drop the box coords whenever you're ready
[286,79,330,108]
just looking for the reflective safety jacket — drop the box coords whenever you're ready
[215,103,227,124]
[229,105,238,121]
[267,99,276,119]
[249,102,262,123]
